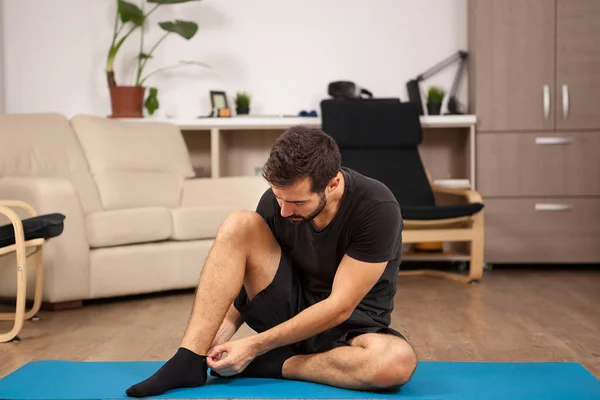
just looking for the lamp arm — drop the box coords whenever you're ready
[448,52,468,97]
[416,50,467,81]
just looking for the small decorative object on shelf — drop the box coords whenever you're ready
[234,91,251,115]
[210,91,231,117]
[106,0,209,119]
[426,86,446,115]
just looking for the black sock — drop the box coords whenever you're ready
[126,347,208,398]
[210,346,297,379]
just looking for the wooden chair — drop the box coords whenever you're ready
[399,170,484,283]
[320,99,485,283]
[0,201,65,342]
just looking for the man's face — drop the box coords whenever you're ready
[271,177,328,224]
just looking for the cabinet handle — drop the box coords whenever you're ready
[562,84,569,120]
[543,85,550,119]
[535,203,574,212]
[535,137,573,145]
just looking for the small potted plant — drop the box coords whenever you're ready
[234,91,251,115]
[426,86,446,115]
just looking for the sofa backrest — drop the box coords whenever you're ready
[70,115,195,210]
[0,113,103,214]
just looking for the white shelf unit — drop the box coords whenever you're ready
[122,114,477,189]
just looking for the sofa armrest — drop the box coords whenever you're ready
[0,200,38,217]
[0,177,90,303]
[180,176,269,210]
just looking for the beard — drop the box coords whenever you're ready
[286,192,327,224]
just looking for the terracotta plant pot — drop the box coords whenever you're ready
[109,86,145,118]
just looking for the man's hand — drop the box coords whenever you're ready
[206,336,259,377]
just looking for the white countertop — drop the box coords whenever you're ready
[120,114,477,130]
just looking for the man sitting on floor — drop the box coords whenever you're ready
[126,125,417,398]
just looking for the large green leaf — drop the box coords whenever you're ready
[147,0,201,4]
[118,0,144,26]
[159,20,198,40]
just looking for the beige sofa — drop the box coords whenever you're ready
[0,113,269,306]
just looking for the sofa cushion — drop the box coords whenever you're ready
[94,172,183,210]
[70,115,194,210]
[0,113,103,214]
[171,206,237,240]
[86,207,172,248]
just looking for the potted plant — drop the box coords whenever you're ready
[234,91,251,115]
[426,86,446,115]
[106,0,209,118]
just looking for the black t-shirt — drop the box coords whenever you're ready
[255,167,403,326]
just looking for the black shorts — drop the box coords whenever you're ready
[234,250,406,356]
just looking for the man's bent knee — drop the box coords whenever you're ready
[217,211,280,300]
[216,210,264,242]
[365,342,418,390]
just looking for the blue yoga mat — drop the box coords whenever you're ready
[0,360,598,399]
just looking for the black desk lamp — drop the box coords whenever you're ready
[406,50,468,115]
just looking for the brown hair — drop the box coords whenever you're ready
[262,125,341,193]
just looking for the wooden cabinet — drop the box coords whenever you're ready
[468,0,600,264]
[470,0,600,132]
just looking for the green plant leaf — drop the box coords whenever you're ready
[427,86,446,103]
[138,52,153,60]
[147,0,201,4]
[159,20,199,40]
[144,87,160,115]
[234,91,251,107]
[118,0,145,26]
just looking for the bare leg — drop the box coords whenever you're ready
[282,333,418,391]
[126,211,281,398]
[180,210,280,355]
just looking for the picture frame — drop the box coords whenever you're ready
[210,91,231,117]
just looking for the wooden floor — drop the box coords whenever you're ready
[1,267,599,380]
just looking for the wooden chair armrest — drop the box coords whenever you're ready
[431,185,483,204]
[0,200,38,217]
[0,205,26,247]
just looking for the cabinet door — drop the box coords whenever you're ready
[470,0,555,132]
[556,0,600,130]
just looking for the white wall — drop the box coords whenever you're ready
[1,0,467,119]
[0,0,5,114]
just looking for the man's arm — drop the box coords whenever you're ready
[223,302,244,330]
[251,254,387,356]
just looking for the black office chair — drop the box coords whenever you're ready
[320,99,485,283]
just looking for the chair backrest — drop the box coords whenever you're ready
[70,115,195,210]
[320,99,436,207]
[0,113,103,214]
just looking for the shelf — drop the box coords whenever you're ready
[433,179,472,189]
[116,113,477,182]
[121,116,321,130]
[119,114,477,130]
[402,251,471,262]
[420,115,477,128]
